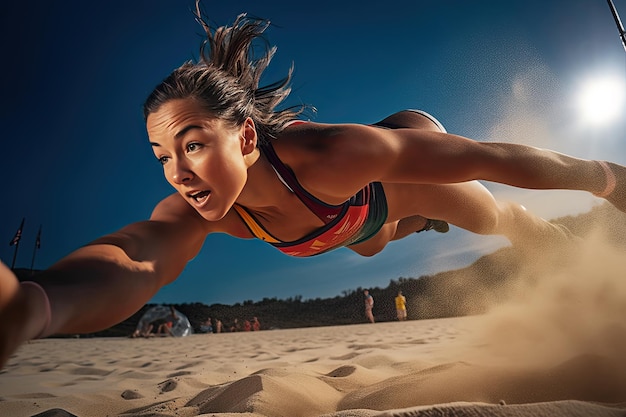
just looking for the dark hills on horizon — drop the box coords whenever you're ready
[13,202,626,337]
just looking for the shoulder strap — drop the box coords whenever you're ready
[233,205,281,243]
[260,140,345,224]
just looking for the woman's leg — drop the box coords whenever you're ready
[350,109,576,257]
[385,181,574,249]
[379,110,573,244]
[349,179,574,257]
[394,216,449,239]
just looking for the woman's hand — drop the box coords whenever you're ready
[0,261,32,369]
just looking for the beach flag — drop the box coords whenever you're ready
[35,225,42,249]
[9,218,25,246]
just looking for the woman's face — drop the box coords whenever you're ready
[147,98,257,221]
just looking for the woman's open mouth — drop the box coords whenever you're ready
[189,190,211,207]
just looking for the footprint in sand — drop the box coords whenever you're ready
[11,392,57,399]
[158,379,178,393]
[167,370,193,378]
[69,366,113,376]
[121,389,144,400]
[326,365,357,377]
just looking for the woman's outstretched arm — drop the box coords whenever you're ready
[394,130,625,212]
[0,193,209,368]
[310,124,625,213]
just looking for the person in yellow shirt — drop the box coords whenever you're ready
[395,291,407,321]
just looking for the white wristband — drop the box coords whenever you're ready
[594,161,616,198]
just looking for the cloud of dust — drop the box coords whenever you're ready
[469,228,626,370]
[467,65,626,370]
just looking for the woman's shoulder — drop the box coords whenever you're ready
[273,121,387,158]
[269,122,399,199]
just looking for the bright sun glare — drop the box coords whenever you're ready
[577,75,625,125]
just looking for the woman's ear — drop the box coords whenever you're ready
[240,117,258,155]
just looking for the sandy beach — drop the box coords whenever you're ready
[2,233,626,417]
[1,315,625,416]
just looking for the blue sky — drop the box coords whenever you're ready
[2,0,625,305]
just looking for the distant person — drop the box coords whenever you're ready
[364,290,375,323]
[156,306,178,336]
[131,306,177,338]
[243,319,252,331]
[199,317,213,333]
[215,319,223,333]
[395,291,407,321]
[131,321,155,338]
[252,317,261,331]
[230,318,241,332]
[2,4,626,370]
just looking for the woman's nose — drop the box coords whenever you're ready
[171,160,193,184]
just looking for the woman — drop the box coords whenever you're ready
[1,10,624,368]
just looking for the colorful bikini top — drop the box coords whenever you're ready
[233,122,386,257]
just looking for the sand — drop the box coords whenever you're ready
[1,315,625,417]
[2,233,626,417]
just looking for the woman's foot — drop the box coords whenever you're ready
[416,219,450,233]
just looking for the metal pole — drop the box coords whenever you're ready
[11,243,19,270]
[30,225,42,275]
[607,0,626,52]
[30,240,37,275]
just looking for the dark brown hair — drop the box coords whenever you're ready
[143,2,310,144]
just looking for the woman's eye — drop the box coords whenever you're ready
[157,156,170,165]
[186,142,201,152]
